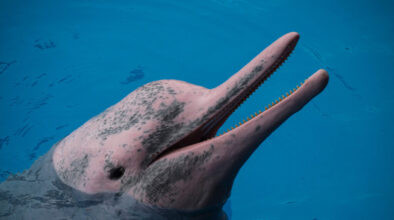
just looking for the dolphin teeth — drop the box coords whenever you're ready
[217,40,299,136]
[259,79,306,116]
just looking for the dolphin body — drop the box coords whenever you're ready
[0,32,328,220]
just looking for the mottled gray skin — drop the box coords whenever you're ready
[0,32,329,219]
[0,148,226,219]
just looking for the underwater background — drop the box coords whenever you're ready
[0,0,393,219]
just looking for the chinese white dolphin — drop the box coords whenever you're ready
[0,32,328,220]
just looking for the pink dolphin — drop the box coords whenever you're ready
[0,32,328,219]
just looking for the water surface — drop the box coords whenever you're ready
[1,0,393,219]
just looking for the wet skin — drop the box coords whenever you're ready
[0,32,328,219]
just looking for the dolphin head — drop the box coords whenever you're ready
[53,32,328,213]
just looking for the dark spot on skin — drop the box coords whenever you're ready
[58,154,89,186]
[167,87,177,95]
[108,167,125,180]
[157,100,185,122]
[224,139,234,145]
[94,81,168,143]
[206,65,262,116]
[141,123,184,166]
[252,65,263,73]
[255,125,261,132]
[98,113,139,140]
[138,145,215,204]
[104,153,115,171]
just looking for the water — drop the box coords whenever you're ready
[1,0,393,219]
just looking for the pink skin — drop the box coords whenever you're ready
[53,32,328,212]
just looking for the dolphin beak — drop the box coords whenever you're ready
[210,69,329,165]
[139,32,329,211]
[212,32,301,96]
[195,32,302,139]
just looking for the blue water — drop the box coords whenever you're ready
[1,0,393,219]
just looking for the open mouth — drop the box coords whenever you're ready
[149,32,325,165]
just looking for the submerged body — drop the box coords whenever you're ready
[0,32,328,219]
[0,148,225,219]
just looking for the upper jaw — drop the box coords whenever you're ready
[203,32,300,137]
[148,32,301,165]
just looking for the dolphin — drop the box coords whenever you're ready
[0,32,328,220]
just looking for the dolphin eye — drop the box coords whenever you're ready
[108,167,125,180]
